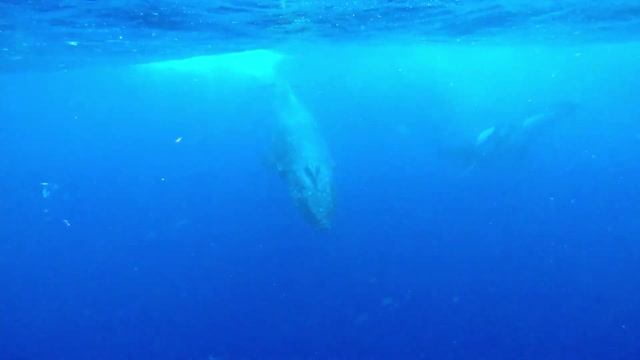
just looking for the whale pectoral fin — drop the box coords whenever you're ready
[475,126,496,146]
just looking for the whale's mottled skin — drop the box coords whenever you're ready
[269,83,335,230]
[135,52,336,228]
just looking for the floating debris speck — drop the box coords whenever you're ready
[41,182,50,198]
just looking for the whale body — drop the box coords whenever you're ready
[269,83,335,230]
[135,51,335,230]
[444,101,579,170]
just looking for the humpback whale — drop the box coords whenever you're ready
[136,50,335,230]
[268,83,335,230]
[445,101,579,171]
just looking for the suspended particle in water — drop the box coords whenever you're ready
[41,182,50,198]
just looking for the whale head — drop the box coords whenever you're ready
[288,159,335,230]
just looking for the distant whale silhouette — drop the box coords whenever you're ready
[268,83,335,230]
[444,101,579,171]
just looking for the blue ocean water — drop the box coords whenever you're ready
[1,1,640,359]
